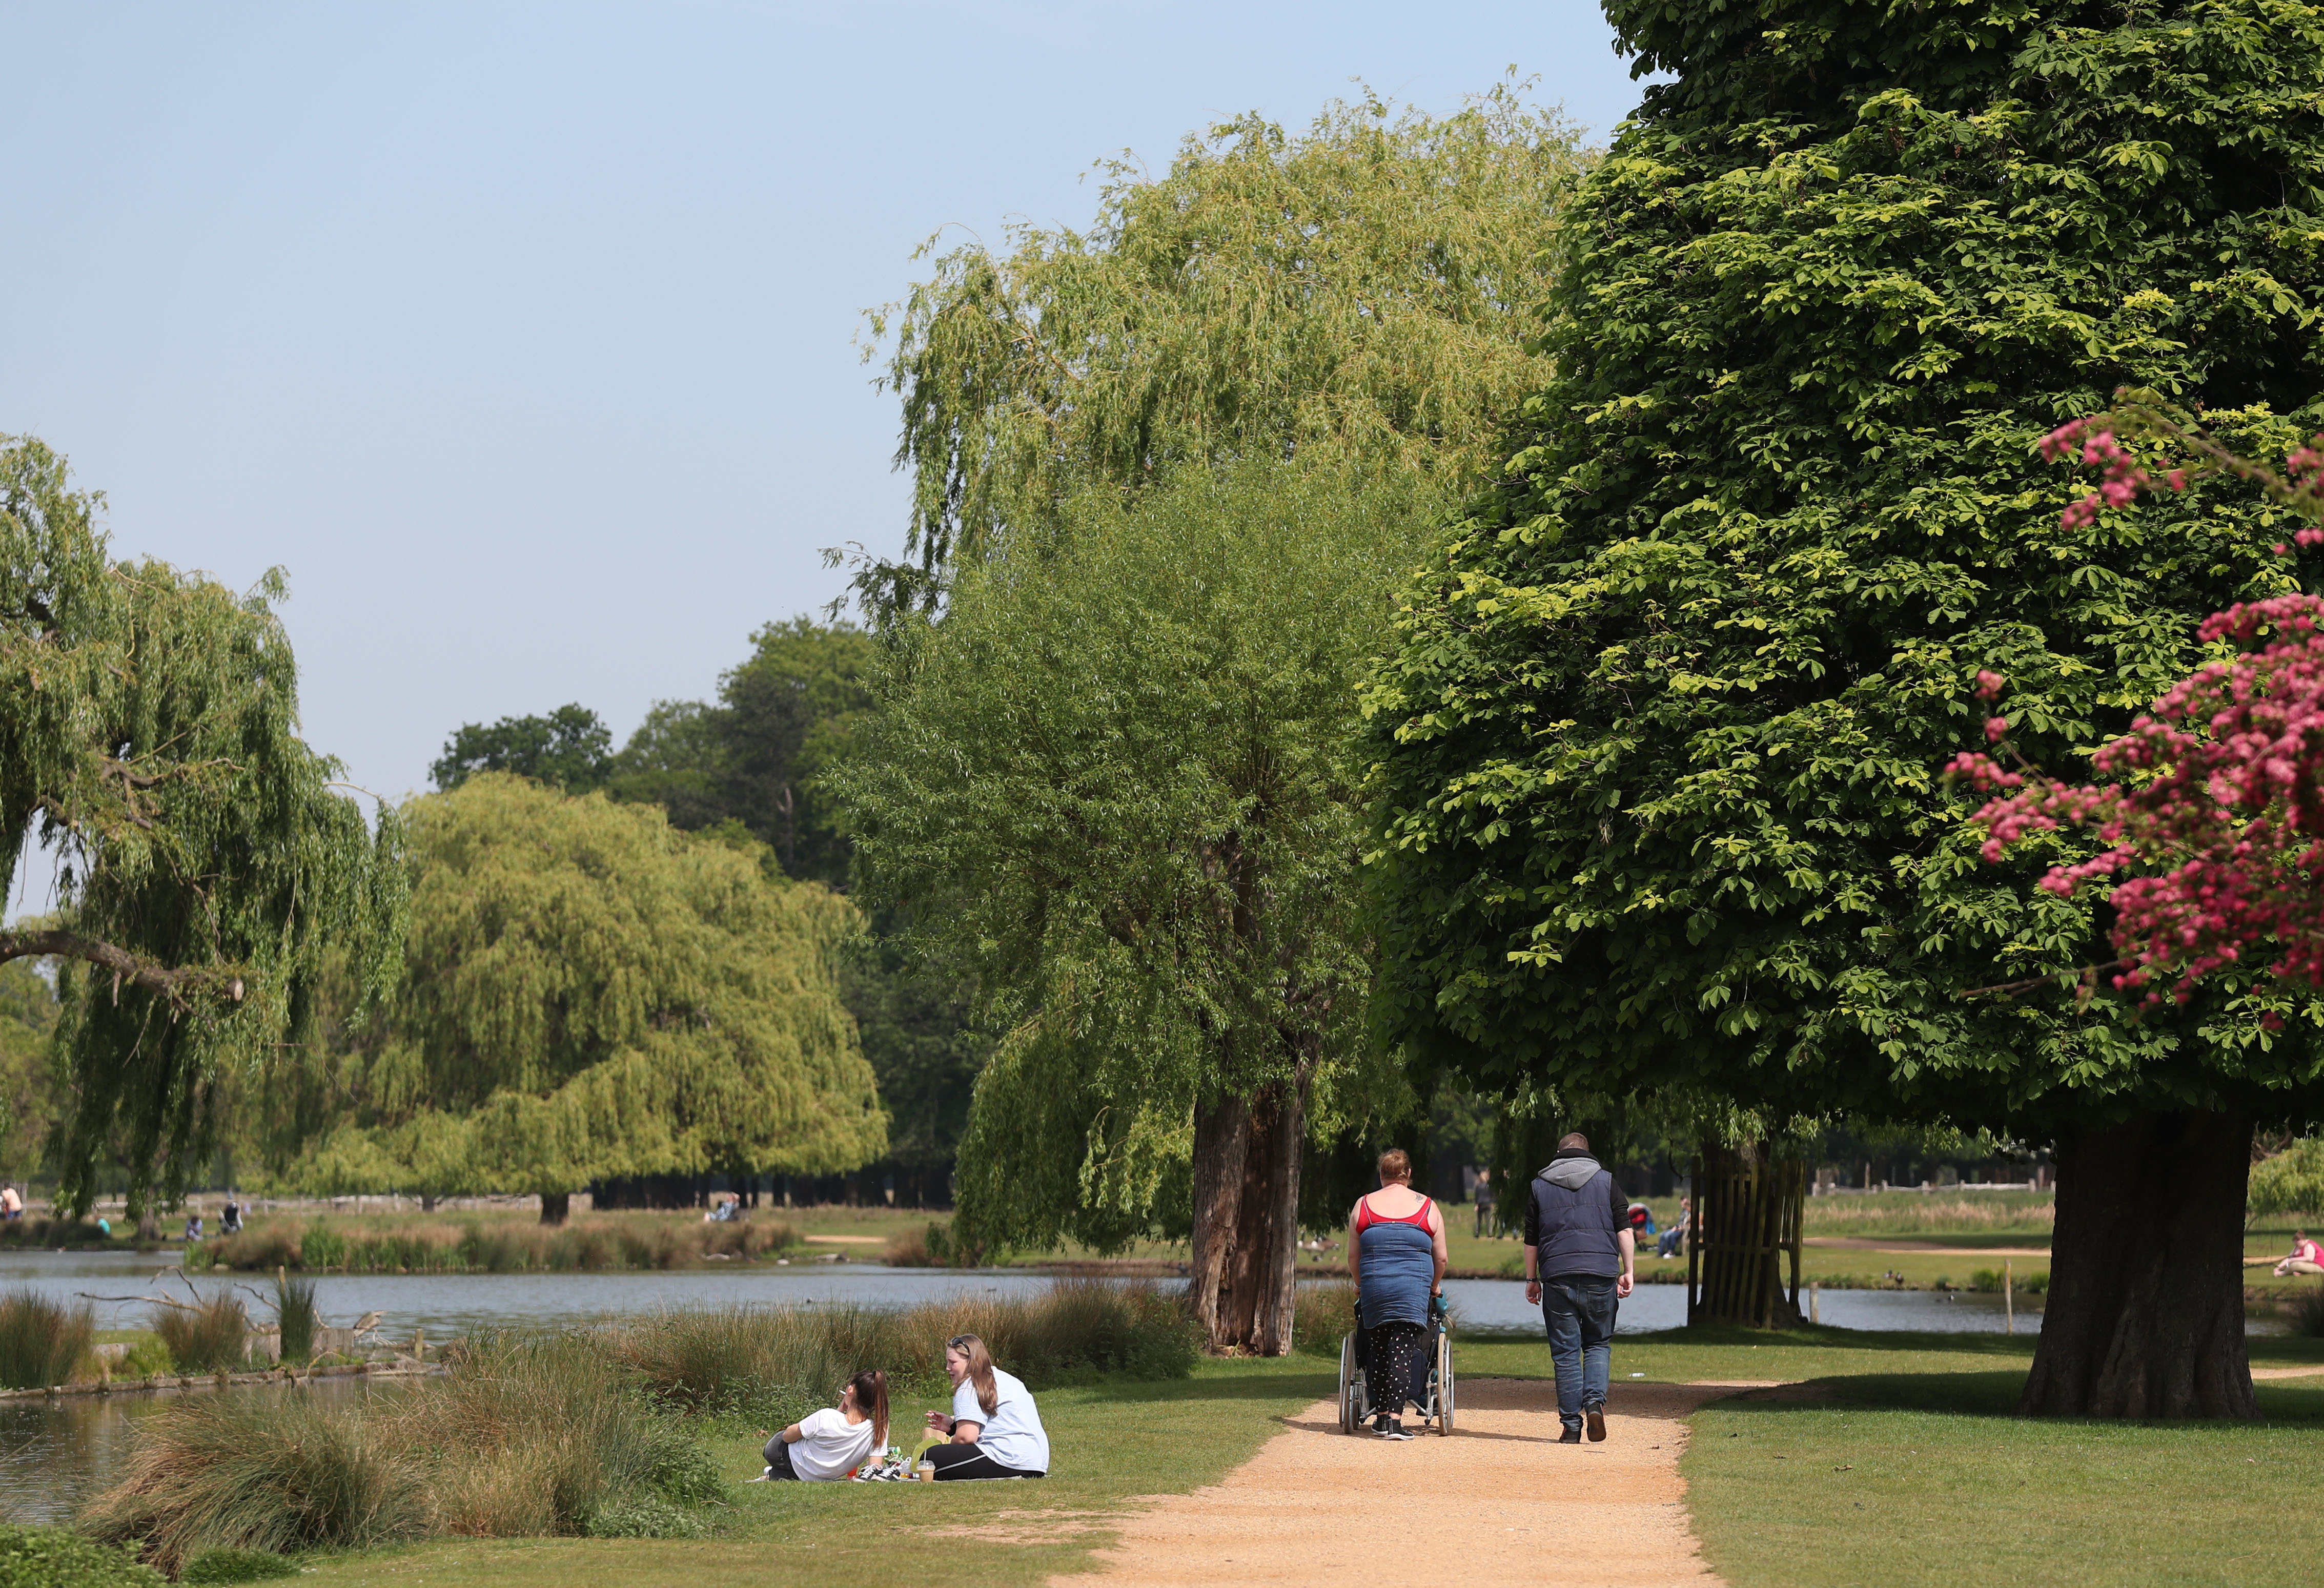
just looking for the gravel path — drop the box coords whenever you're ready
[1066,1377,1736,1587]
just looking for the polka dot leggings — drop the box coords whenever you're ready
[1367,1321,1425,1416]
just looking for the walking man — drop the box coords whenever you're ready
[1523,1132,1635,1443]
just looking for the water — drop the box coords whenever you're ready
[1439,1277,2042,1336]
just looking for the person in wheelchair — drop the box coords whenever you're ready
[1346,1148,1448,1439]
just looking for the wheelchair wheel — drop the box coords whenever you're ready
[1338,1333,1365,1435]
[1433,1330,1455,1435]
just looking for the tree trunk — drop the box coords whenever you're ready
[1189,1084,1306,1354]
[1189,1094,1251,1348]
[418,1195,438,1213]
[2020,1109,2256,1419]
[539,1191,570,1226]
[1692,1142,1803,1328]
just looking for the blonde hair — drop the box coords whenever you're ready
[1377,1149,1412,1183]
[947,1333,999,1418]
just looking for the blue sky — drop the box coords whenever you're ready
[3,0,1644,896]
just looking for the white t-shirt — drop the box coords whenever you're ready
[951,1367,1050,1474]
[787,1406,879,1482]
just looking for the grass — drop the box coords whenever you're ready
[275,1274,319,1365]
[1684,1371,2324,1587]
[0,1289,96,1390]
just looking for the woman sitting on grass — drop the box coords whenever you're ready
[920,1333,1049,1480]
[759,1369,889,1481]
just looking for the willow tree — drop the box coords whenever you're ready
[855,85,1587,1342]
[276,774,884,1221]
[860,79,1589,615]
[1,437,406,1216]
[1369,0,2324,1415]
[839,465,1413,1350]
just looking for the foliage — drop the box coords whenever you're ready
[0,959,58,1183]
[607,1282,1199,1423]
[81,1331,723,1572]
[0,1289,93,1389]
[1366,0,2324,1140]
[429,704,613,795]
[838,463,1420,1253]
[2249,1137,2324,1218]
[0,1528,160,1588]
[1,437,407,1216]
[153,1293,249,1374]
[861,79,1589,613]
[269,775,884,1201]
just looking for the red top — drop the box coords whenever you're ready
[1354,1193,1435,1233]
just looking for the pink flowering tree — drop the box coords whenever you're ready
[1954,395,2324,1009]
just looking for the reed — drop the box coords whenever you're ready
[610,1280,1199,1422]
[197,1212,802,1274]
[1292,1281,1359,1355]
[80,1331,722,1573]
[0,1289,96,1390]
[2289,1283,2324,1338]
[152,1294,250,1374]
[273,1274,318,1365]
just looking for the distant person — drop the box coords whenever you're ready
[1473,1169,1496,1239]
[1348,1148,1448,1439]
[1658,1197,1691,1260]
[757,1370,889,1481]
[0,1185,20,1221]
[921,1333,1049,1479]
[220,1195,242,1235]
[2275,1229,2323,1277]
[1628,1203,1658,1239]
[182,1207,203,1242]
[1524,1132,1635,1444]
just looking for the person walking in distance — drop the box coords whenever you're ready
[1524,1132,1635,1443]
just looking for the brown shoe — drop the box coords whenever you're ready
[1585,1408,1606,1442]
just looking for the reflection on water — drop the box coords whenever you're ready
[0,1376,390,1527]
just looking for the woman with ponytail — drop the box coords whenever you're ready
[919,1333,1049,1479]
[758,1369,890,1481]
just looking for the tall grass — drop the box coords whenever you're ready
[80,1332,721,1573]
[1802,1192,2056,1239]
[153,1295,250,1374]
[2289,1284,2324,1339]
[274,1274,318,1366]
[610,1280,1199,1425]
[0,1290,96,1389]
[1292,1280,1359,1356]
[195,1213,801,1274]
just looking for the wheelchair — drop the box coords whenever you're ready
[1337,1291,1454,1435]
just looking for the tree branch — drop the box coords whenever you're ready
[0,928,244,1013]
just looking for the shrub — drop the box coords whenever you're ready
[0,1525,161,1587]
[81,1331,723,1572]
[274,1275,318,1366]
[883,1226,932,1267]
[152,1294,250,1374]
[179,1546,300,1583]
[0,1290,96,1389]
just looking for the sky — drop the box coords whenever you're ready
[3,0,1647,914]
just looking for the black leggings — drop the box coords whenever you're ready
[760,1438,800,1479]
[926,1442,1043,1481]
[1367,1321,1426,1417]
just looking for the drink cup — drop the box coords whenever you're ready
[915,1459,935,1482]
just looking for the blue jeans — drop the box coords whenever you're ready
[1541,1274,1618,1433]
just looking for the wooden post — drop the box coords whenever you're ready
[1810,1282,1819,1326]
[2004,1260,2013,1336]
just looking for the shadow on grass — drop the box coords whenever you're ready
[1705,1367,2324,1427]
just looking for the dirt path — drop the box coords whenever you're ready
[1064,1378,1746,1587]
